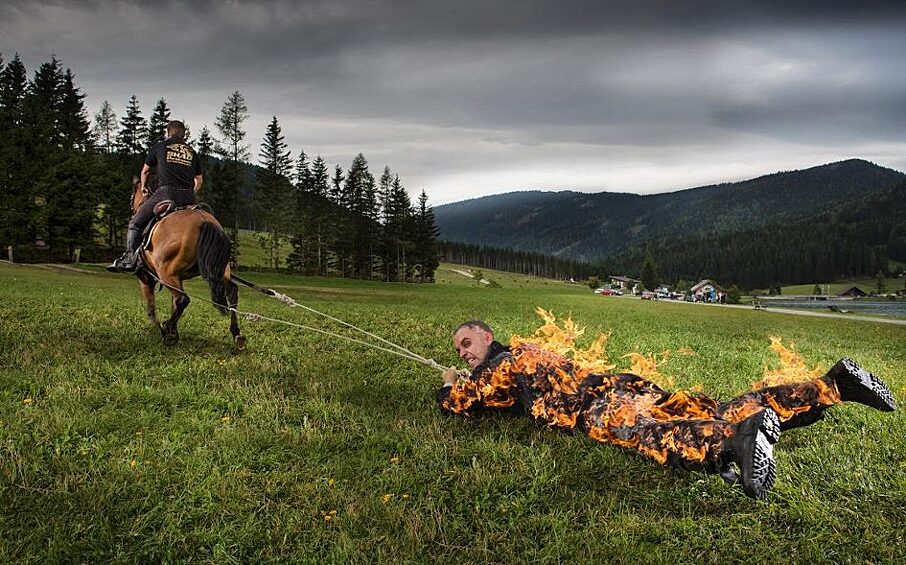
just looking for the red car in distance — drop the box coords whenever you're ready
[594,288,623,296]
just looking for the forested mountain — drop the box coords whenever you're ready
[605,179,906,289]
[435,160,905,261]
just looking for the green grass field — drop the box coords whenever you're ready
[235,229,293,269]
[1,261,905,563]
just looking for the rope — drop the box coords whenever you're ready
[140,269,449,372]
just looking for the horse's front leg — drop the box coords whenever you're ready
[159,276,190,346]
[138,276,160,331]
[225,277,246,351]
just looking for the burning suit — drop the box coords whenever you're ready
[436,340,896,492]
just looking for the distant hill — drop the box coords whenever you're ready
[435,159,906,262]
[606,179,906,289]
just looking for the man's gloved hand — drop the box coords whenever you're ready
[442,368,459,386]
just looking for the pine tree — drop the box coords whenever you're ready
[378,166,393,223]
[146,97,170,149]
[35,151,101,255]
[197,126,214,161]
[23,57,67,247]
[0,53,28,127]
[193,125,214,205]
[329,164,344,205]
[58,69,91,151]
[213,91,249,261]
[23,58,102,255]
[27,57,65,148]
[876,271,886,294]
[92,100,117,153]
[323,164,346,275]
[215,91,249,163]
[0,53,30,245]
[287,149,326,274]
[294,149,312,192]
[640,250,660,291]
[255,116,294,268]
[310,156,329,198]
[382,174,412,281]
[343,153,378,278]
[411,190,440,282]
[117,95,146,156]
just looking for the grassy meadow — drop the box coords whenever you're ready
[1,261,905,563]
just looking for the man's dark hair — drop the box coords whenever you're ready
[166,120,186,139]
[454,319,494,337]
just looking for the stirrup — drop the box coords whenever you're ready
[107,252,137,273]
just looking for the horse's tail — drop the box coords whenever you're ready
[197,221,232,315]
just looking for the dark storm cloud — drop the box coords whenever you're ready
[2,1,906,203]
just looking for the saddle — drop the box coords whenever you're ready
[139,201,200,251]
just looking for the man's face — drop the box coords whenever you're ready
[453,325,493,369]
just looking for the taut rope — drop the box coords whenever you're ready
[141,269,449,372]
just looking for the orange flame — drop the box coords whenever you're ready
[510,308,616,374]
[620,351,674,388]
[752,336,825,390]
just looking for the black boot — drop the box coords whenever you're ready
[106,227,142,273]
[722,409,781,500]
[827,358,897,412]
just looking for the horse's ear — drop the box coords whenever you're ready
[132,175,140,185]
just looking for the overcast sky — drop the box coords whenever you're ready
[3,0,906,204]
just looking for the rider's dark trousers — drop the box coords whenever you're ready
[129,186,196,232]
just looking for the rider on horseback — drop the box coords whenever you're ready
[108,120,203,273]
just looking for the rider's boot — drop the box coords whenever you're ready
[107,227,142,273]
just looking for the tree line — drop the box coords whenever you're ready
[439,240,599,281]
[0,53,440,281]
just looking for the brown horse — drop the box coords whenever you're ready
[129,179,246,349]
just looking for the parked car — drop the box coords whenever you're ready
[595,288,622,296]
[640,291,656,300]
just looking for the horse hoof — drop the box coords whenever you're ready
[234,335,247,351]
[162,333,179,346]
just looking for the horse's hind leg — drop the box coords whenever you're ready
[160,277,190,346]
[138,277,160,331]
[226,278,246,351]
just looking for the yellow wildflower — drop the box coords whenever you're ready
[321,510,337,522]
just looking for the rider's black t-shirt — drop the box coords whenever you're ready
[145,136,202,191]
